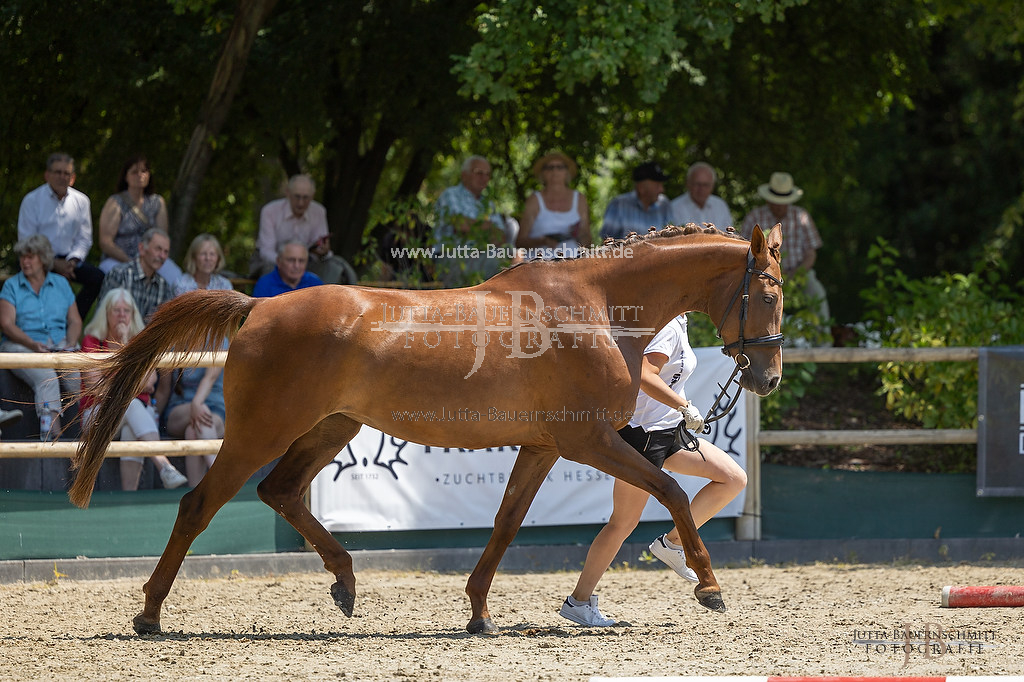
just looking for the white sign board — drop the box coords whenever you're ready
[311,348,747,532]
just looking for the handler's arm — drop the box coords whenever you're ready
[638,352,690,411]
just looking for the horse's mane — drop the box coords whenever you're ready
[503,222,744,274]
[598,222,744,251]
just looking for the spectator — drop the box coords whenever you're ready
[307,235,358,285]
[600,161,674,241]
[98,228,174,321]
[252,174,329,277]
[174,233,234,296]
[165,234,233,484]
[97,154,183,286]
[516,151,592,259]
[80,288,187,490]
[741,172,829,320]
[0,235,83,439]
[670,162,734,230]
[252,240,323,297]
[558,314,747,627]
[433,155,510,284]
[17,152,104,319]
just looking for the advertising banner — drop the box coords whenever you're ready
[977,346,1024,496]
[311,348,748,531]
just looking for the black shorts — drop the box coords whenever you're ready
[618,424,677,469]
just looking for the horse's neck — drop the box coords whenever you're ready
[600,238,746,335]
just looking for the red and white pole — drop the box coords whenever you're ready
[941,585,1024,607]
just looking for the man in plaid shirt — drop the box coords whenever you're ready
[741,172,829,321]
[98,228,173,322]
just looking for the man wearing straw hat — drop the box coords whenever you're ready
[741,172,829,321]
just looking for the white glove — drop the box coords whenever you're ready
[679,403,704,431]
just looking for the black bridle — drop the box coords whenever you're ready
[676,249,784,454]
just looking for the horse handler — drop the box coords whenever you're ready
[558,313,748,626]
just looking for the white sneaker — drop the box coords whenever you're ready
[649,534,699,582]
[160,465,188,489]
[558,595,617,627]
[0,408,23,426]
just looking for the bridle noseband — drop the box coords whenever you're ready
[676,248,784,455]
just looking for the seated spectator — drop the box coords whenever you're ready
[98,227,174,321]
[17,152,105,319]
[252,240,323,297]
[433,155,510,284]
[97,154,183,286]
[600,161,674,241]
[169,233,233,483]
[516,151,592,259]
[741,171,829,321]
[670,162,733,230]
[163,338,228,487]
[80,288,187,490]
[174,233,234,296]
[307,235,358,285]
[252,174,329,277]
[0,234,82,439]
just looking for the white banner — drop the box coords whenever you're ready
[311,348,747,532]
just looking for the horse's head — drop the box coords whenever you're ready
[713,223,784,396]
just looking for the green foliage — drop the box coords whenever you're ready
[864,237,1024,429]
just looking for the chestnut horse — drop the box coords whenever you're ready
[69,223,784,635]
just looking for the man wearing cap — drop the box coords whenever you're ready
[600,161,674,241]
[670,162,734,230]
[741,171,829,320]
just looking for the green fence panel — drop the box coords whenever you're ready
[762,464,1024,539]
[0,483,304,560]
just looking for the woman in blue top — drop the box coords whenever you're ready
[0,235,82,438]
[558,314,748,627]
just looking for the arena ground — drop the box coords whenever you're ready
[2,562,1023,681]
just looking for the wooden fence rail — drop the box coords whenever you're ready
[737,345,981,542]
[0,351,227,460]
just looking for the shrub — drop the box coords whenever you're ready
[863,237,1024,429]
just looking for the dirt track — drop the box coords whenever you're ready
[2,563,1023,681]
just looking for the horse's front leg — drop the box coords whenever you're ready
[466,445,559,634]
[568,430,726,613]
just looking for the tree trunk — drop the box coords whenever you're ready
[168,0,279,260]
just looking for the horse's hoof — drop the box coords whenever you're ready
[132,613,161,636]
[695,589,727,613]
[466,617,497,634]
[331,581,355,617]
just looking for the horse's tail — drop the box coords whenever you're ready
[68,289,260,508]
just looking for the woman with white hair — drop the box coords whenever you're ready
[80,287,187,491]
[0,234,82,438]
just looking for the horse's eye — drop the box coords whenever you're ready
[763,294,775,304]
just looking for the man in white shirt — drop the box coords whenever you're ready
[252,174,329,277]
[17,152,105,318]
[670,162,734,231]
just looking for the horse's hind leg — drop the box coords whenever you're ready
[465,445,559,634]
[256,413,362,617]
[133,454,267,635]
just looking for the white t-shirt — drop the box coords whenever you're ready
[628,314,697,431]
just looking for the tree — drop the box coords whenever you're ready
[168,0,279,260]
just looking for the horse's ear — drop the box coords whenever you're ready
[750,223,766,256]
[751,223,783,264]
[767,223,783,252]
